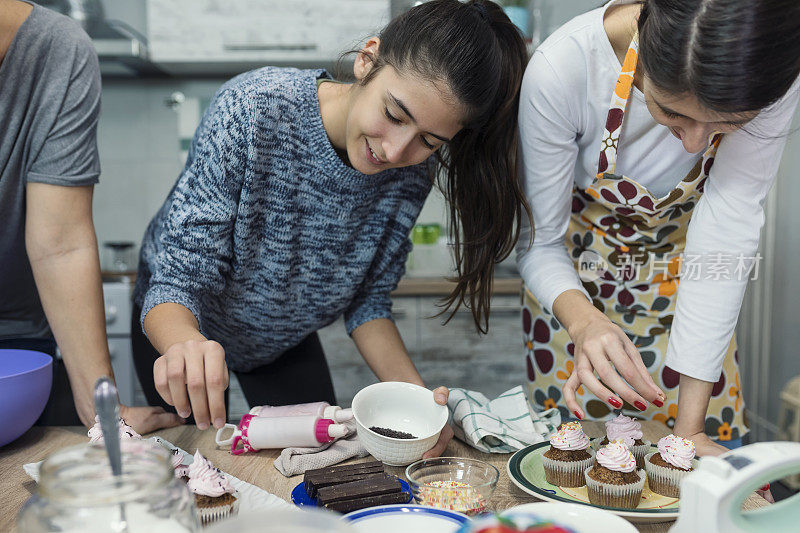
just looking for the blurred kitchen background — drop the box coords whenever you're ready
[34,0,800,466]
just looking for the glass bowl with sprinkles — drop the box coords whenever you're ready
[405,457,499,515]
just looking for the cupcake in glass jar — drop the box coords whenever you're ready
[595,414,651,469]
[584,438,645,509]
[541,421,595,487]
[645,434,697,498]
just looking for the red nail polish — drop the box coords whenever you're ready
[760,483,770,491]
[573,410,583,420]
[654,399,664,408]
[608,397,622,408]
[634,401,647,411]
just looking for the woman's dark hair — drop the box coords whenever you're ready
[638,0,800,113]
[359,0,531,333]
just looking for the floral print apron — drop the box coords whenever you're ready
[522,35,746,441]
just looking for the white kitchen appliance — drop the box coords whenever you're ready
[671,441,800,533]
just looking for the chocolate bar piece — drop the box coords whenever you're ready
[317,473,400,505]
[307,471,386,499]
[304,461,384,498]
[305,460,384,478]
[323,490,410,513]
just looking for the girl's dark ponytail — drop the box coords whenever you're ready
[439,1,531,333]
[363,0,531,333]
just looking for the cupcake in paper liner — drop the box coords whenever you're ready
[541,421,595,487]
[594,414,652,469]
[186,449,239,524]
[645,434,696,498]
[584,439,644,509]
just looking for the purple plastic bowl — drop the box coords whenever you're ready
[0,349,53,447]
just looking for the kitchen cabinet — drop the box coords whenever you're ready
[319,290,526,407]
[146,0,391,75]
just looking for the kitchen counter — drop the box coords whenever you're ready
[99,271,524,296]
[393,276,522,296]
[0,421,767,531]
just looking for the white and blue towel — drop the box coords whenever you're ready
[447,386,561,453]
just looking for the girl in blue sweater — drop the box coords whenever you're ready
[133,0,529,458]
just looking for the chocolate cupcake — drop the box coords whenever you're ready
[541,421,595,487]
[594,414,651,469]
[187,450,239,524]
[584,440,645,509]
[645,434,696,498]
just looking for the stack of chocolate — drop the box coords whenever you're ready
[303,460,409,513]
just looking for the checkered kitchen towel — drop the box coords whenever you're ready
[447,386,561,453]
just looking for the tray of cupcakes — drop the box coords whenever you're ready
[506,418,697,522]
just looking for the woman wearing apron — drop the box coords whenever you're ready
[518,0,800,461]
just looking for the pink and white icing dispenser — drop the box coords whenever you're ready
[215,414,348,454]
[249,401,353,422]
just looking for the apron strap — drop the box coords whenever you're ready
[597,32,640,178]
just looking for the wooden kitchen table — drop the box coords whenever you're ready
[0,421,767,532]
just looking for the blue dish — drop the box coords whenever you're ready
[344,504,470,526]
[291,477,413,507]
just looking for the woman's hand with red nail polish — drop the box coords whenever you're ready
[756,484,774,503]
[555,292,664,419]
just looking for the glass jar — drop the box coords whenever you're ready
[18,440,198,532]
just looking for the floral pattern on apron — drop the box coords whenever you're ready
[522,36,746,441]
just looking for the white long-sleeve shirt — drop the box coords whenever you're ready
[516,0,800,382]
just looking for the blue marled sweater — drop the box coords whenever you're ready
[134,67,432,372]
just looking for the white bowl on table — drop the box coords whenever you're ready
[351,382,448,466]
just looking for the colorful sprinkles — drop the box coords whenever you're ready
[416,480,487,515]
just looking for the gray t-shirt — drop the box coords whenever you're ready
[0,3,101,339]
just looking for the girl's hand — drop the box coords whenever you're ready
[563,314,665,419]
[119,405,184,435]
[677,430,728,457]
[423,386,453,458]
[153,339,230,430]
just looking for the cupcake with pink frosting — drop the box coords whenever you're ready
[87,415,141,444]
[187,449,239,524]
[596,414,651,469]
[584,439,645,509]
[645,434,696,498]
[541,421,595,487]
[170,449,190,481]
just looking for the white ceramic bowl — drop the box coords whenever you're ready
[352,382,448,466]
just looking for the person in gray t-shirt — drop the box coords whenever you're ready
[0,0,180,433]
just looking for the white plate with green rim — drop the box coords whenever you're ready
[507,442,682,522]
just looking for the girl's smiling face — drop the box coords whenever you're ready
[642,77,759,153]
[331,38,466,175]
